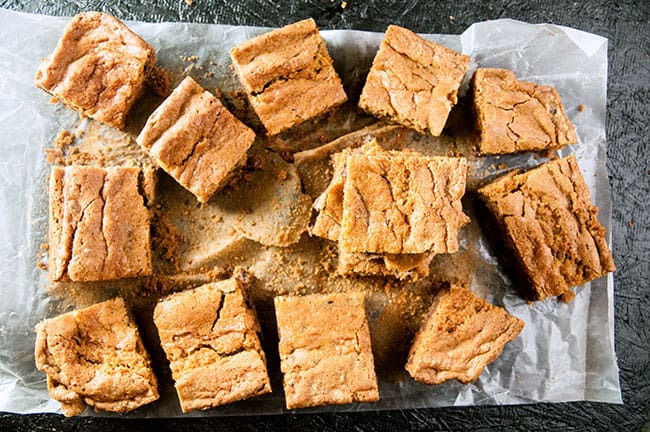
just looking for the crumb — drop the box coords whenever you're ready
[53,130,74,149]
[41,243,49,250]
[560,290,576,303]
[37,261,47,270]
[627,220,633,228]
[578,104,585,112]
[185,0,193,5]
[276,169,288,182]
[341,1,347,8]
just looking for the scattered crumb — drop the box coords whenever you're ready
[185,0,193,5]
[341,1,347,8]
[627,220,633,228]
[53,130,74,149]
[578,104,585,112]
[40,243,49,250]
[37,261,47,270]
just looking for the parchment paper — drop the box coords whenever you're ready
[0,9,620,416]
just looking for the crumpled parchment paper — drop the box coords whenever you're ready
[0,9,620,415]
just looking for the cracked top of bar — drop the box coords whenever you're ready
[472,68,577,155]
[274,292,379,409]
[137,76,255,203]
[339,148,469,255]
[359,25,469,136]
[230,18,348,136]
[35,297,159,416]
[405,286,524,385]
[153,273,271,412]
[49,165,152,282]
[34,12,161,130]
[310,141,439,280]
[477,156,615,301]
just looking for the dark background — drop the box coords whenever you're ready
[1,0,648,430]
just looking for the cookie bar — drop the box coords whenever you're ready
[274,292,379,409]
[49,166,152,282]
[34,297,159,416]
[405,286,524,385]
[230,18,347,135]
[35,12,168,129]
[477,155,615,301]
[339,149,469,255]
[359,25,470,136]
[153,274,271,412]
[472,68,577,155]
[137,76,256,203]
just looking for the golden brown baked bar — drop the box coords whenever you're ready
[477,155,615,301]
[137,76,256,203]
[34,12,168,130]
[274,292,379,409]
[34,297,159,416]
[153,274,271,412]
[405,286,524,385]
[339,150,469,255]
[310,141,441,280]
[359,25,469,136]
[49,166,152,282]
[230,18,347,136]
[472,68,577,155]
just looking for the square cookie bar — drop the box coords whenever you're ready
[310,144,434,280]
[35,12,167,130]
[472,68,577,155]
[230,18,347,135]
[153,274,271,412]
[477,156,615,301]
[274,292,379,409]
[137,76,256,203]
[339,150,469,255]
[35,297,159,416]
[49,166,152,282]
[405,286,524,385]
[359,25,470,136]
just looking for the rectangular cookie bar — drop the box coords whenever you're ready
[274,292,379,409]
[35,12,167,130]
[230,18,347,136]
[359,25,470,136]
[35,297,159,416]
[310,142,437,279]
[153,273,271,412]
[339,150,469,255]
[405,285,524,385]
[137,76,255,203]
[477,156,615,301]
[49,166,152,282]
[472,68,577,155]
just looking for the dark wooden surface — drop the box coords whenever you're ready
[0,1,648,430]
